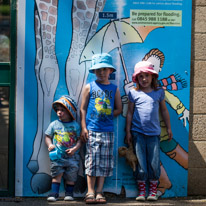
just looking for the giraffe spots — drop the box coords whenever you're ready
[49,15,56,25]
[77,1,86,10]
[77,12,85,20]
[52,0,57,7]
[36,38,41,49]
[73,17,80,32]
[39,3,48,11]
[46,33,51,39]
[46,25,51,32]
[52,26,56,35]
[82,20,90,29]
[49,6,57,15]
[41,11,48,21]
[98,1,103,7]
[86,0,96,9]
[73,6,77,13]
[86,11,93,19]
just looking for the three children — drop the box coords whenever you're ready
[45,55,172,203]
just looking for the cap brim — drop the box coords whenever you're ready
[132,70,158,83]
[52,101,75,120]
[89,63,116,73]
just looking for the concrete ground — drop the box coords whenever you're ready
[1,196,206,206]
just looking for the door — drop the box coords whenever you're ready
[0,0,16,196]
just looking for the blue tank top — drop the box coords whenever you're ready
[86,81,117,132]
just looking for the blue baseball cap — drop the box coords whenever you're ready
[89,53,116,73]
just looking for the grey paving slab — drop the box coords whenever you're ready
[0,197,206,206]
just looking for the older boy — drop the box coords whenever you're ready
[80,53,122,204]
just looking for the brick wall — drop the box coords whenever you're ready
[188,0,206,195]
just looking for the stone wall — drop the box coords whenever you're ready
[188,0,206,196]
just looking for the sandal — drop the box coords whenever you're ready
[84,193,96,204]
[96,192,107,204]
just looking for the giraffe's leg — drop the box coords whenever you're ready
[27,8,43,174]
[65,0,106,109]
[29,0,60,194]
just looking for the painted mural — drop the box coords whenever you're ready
[16,0,192,197]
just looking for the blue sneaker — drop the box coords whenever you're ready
[47,193,59,202]
[64,192,74,201]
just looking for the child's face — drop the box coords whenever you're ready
[137,72,153,89]
[94,67,113,83]
[56,104,72,122]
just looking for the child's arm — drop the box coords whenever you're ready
[80,84,90,142]
[126,101,134,145]
[160,99,173,140]
[66,139,82,156]
[45,135,55,151]
[113,88,122,117]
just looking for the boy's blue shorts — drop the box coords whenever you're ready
[50,153,80,182]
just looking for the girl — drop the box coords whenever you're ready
[126,61,172,201]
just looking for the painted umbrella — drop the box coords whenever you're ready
[80,18,162,84]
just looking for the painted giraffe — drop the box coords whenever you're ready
[27,0,59,194]
[27,0,107,194]
[65,0,106,117]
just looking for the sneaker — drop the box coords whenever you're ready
[64,192,74,201]
[136,181,146,201]
[147,180,158,201]
[147,193,158,201]
[136,195,146,201]
[47,193,59,202]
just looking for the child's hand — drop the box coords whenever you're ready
[80,128,88,143]
[167,128,173,141]
[48,144,55,151]
[126,132,132,145]
[65,147,76,156]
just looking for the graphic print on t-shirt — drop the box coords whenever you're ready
[95,97,112,115]
[54,128,76,148]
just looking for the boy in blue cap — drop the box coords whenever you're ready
[45,95,82,202]
[80,53,122,204]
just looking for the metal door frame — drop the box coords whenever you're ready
[0,0,16,196]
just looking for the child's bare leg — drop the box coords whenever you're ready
[87,175,96,194]
[65,181,74,185]
[96,176,105,193]
[52,173,63,183]
[96,177,106,203]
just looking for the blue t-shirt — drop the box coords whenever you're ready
[128,88,165,136]
[45,120,80,151]
[86,81,117,132]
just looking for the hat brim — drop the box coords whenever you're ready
[132,69,158,83]
[52,101,75,120]
[89,63,116,73]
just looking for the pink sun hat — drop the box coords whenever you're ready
[132,61,158,83]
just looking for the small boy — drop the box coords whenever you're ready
[80,53,122,204]
[45,95,81,202]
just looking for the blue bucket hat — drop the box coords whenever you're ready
[52,95,77,120]
[89,53,116,73]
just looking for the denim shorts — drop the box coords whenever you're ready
[50,153,80,182]
[132,131,160,181]
[85,131,114,177]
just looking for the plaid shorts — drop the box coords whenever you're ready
[85,131,114,177]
